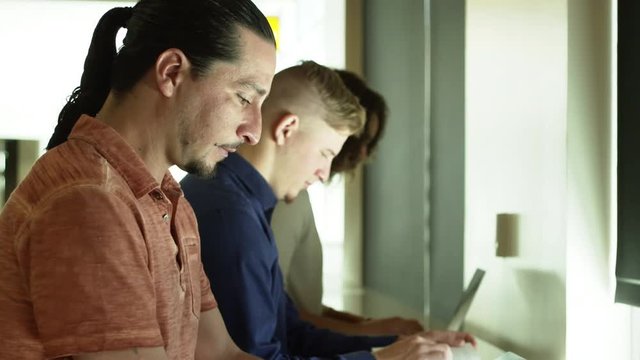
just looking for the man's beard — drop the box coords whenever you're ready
[185,159,217,179]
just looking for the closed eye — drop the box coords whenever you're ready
[237,94,251,106]
[321,150,335,159]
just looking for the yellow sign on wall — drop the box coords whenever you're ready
[267,16,280,50]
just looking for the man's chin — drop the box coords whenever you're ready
[184,161,218,179]
[283,191,300,204]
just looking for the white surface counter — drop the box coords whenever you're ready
[340,288,507,360]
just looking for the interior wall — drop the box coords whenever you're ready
[465,1,568,359]
[363,0,428,312]
[253,0,345,71]
[465,1,640,359]
[342,0,365,314]
[428,0,466,325]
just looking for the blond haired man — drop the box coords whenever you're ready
[181,61,473,360]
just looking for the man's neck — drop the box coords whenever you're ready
[237,144,279,196]
[96,92,170,184]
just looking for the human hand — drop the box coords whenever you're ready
[361,317,424,336]
[419,330,477,347]
[373,335,452,360]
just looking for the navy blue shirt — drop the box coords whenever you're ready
[181,153,395,360]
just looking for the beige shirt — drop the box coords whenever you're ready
[0,115,217,359]
[271,190,324,315]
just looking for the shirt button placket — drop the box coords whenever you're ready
[153,190,171,224]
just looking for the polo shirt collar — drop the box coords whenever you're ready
[222,153,277,215]
[68,115,180,199]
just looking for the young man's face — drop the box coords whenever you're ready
[175,27,276,177]
[279,119,349,203]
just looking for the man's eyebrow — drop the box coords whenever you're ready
[239,80,267,96]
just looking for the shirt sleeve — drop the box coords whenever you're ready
[199,263,218,312]
[284,295,397,357]
[19,186,164,358]
[200,205,287,358]
[179,198,217,312]
[198,205,389,360]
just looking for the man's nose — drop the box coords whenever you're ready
[316,163,331,183]
[237,106,262,145]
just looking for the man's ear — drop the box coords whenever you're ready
[155,48,190,98]
[273,113,300,146]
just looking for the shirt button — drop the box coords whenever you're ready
[162,213,170,223]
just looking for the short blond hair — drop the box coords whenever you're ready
[269,61,365,135]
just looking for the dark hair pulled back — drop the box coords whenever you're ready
[47,0,275,150]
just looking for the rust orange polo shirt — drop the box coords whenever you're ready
[0,115,217,359]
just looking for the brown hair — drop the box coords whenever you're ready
[263,61,365,135]
[291,61,365,135]
[331,70,388,175]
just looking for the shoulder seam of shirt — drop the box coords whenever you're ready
[14,181,131,249]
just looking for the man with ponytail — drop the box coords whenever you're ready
[0,0,275,359]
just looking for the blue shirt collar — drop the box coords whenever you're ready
[220,153,278,218]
